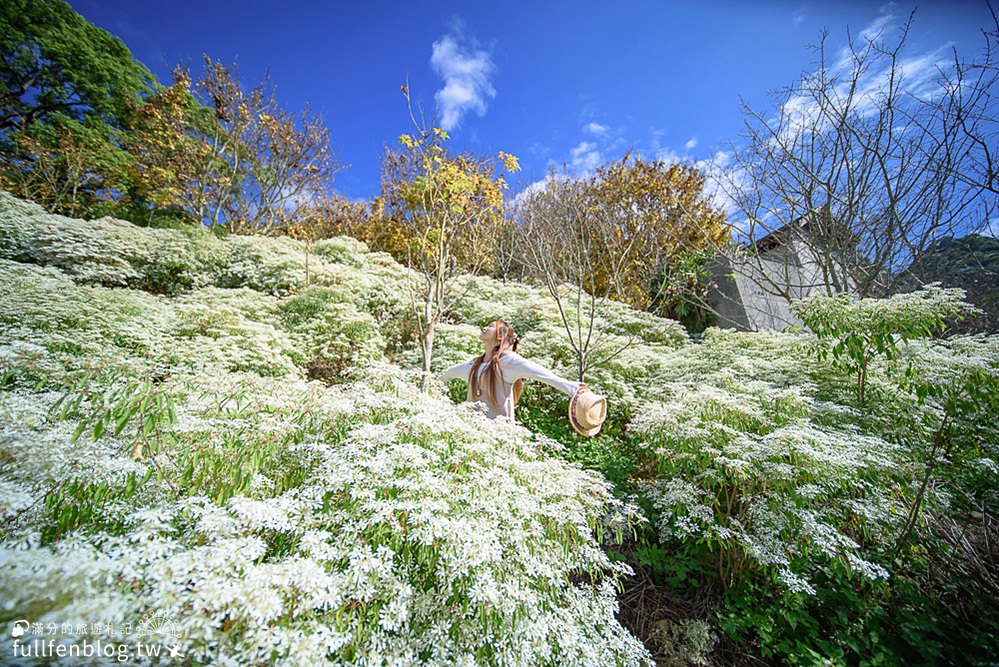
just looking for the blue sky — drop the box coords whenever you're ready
[69,0,994,207]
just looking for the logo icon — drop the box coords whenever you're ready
[11,620,29,638]
[138,613,184,657]
[138,614,179,640]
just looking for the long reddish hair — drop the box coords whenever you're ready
[469,320,525,408]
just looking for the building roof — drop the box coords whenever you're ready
[752,212,815,253]
[750,207,858,254]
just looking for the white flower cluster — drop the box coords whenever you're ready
[792,283,981,339]
[2,189,997,662]
[1,348,650,665]
[632,328,915,592]
[0,194,662,661]
[0,191,410,308]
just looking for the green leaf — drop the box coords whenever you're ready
[92,418,105,440]
[71,421,88,444]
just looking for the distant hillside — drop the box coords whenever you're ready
[901,234,999,333]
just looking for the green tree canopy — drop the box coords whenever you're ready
[0,0,154,133]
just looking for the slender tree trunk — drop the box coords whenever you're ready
[419,279,437,393]
[895,413,952,551]
[305,240,311,288]
[420,322,435,393]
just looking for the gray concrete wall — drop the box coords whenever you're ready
[708,243,854,331]
[791,236,856,296]
[706,255,751,330]
[734,255,804,330]
[705,211,861,331]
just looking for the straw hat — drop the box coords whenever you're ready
[569,384,607,437]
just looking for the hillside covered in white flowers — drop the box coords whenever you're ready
[1,191,997,666]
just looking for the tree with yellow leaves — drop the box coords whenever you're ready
[127,57,341,233]
[125,68,212,222]
[587,153,729,312]
[380,87,519,391]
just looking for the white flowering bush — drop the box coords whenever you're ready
[628,327,905,593]
[277,289,386,381]
[0,191,231,293]
[313,236,370,267]
[791,285,981,413]
[0,365,651,665]
[0,259,179,380]
[396,323,481,375]
[1,193,997,665]
[0,192,410,304]
[0,197,652,665]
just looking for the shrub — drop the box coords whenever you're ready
[217,235,305,296]
[312,236,368,267]
[278,289,385,382]
[791,285,979,412]
[1,367,653,666]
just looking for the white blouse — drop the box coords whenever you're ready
[437,351,582,421]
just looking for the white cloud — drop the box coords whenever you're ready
[430,22,496,131]
[654,147,684,164]
[858,11,895,44]
[792,11,805,27]
[695,149,752,235]
[649,128,698,164]
[528,141,546,154]
[775,12,953,147]
[570,141,603,172]
[507,172,565,209]
[563,117,631,173]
